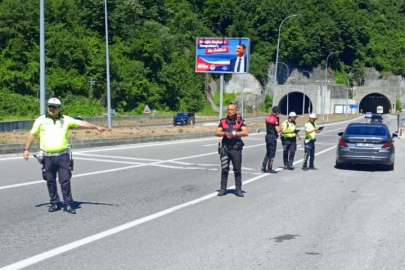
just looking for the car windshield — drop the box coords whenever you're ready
[345,125,387,136]
[176,113,188,117]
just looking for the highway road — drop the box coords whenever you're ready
[1,114,405,270]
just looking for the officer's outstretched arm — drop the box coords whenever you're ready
[78,120,108,132]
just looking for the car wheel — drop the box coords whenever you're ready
[386,163,394,171]
[335,160,343,169]
[173,124,176,127]
[190,119,194,126]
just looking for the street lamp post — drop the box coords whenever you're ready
[322,51,341,120]
[278,62,289,116]
[302,70,311,116]
[348,68,365,100]
[39,0,45,115]
[345,87,349,118]
[104,0,112,129]
[272,14,302,108]
[241,75,245,118]
[346,68,360,117]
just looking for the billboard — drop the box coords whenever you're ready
[195,38,250,74]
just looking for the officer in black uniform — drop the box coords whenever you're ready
[261,106,282,173]
[215,102,249,197]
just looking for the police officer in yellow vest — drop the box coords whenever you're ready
[302,113,322,171]
[280,112,301,170]
[23,98,108,214]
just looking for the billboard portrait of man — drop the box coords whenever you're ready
[229,44,247,73]
[195,38,250,74]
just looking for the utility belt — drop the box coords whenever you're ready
[34,145,74,170]
[40,149,70,157]
[281,136,296,142]
[304,138,316,144]
[218,141,244,154]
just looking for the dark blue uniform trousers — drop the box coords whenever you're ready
[42,153,73,204]
[220,149,242,189]
[303,140,315,168]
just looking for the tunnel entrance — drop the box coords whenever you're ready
[278,92,313,115]
[359,93,391,114]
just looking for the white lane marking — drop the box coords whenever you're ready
[0,136,229,162]
[0,145,338,270]
[75,153,219,167]
[202,143,218,147]
[74,137,223,154]
[0,156,24,161]
[0,165,141,190]
[75,153,161,162]
[0,143,266,191]
[74,157,145,165]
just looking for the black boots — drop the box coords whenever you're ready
[49,203,76,214]
[235,188,244,197]
[63,203,76,214]
[218,188,244,197]
[48,203,61,212]
[264,158,277,173]
[218,189,227,196]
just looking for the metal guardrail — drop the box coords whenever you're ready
[0,120,35,132]
[0,116,174,132]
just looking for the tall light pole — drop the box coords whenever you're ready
[302,70,311,116]
[39,0,45,114]
[241,75,245,118]
[272,14,302,108]
[104,0,112,129]
[348,68,365,100]
[345,87,349,118]
[278,62,289,116]
[322,51,341,120]
[346,68,359,116]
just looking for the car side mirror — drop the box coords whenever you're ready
[337,132,344,136]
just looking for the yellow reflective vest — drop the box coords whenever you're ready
[304,121,317,140]
[281,120,297,138]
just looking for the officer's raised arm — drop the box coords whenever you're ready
[77,120,108,132]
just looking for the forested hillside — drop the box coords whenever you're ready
[0,0,404,118]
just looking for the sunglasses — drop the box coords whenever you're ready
[48,105,59,109]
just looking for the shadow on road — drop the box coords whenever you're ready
[335,164,391,172]
[35,201,120,209]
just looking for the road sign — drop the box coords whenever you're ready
[143,105,150,115]
[349,104,359,109]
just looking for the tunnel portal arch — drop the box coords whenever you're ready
[359,93,391,114]
[278,92,313,115]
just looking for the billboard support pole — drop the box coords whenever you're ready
[220,74,224,120]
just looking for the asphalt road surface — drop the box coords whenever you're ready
[1,114,405,270]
